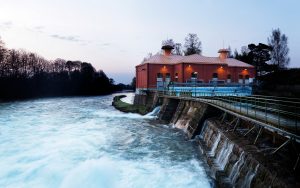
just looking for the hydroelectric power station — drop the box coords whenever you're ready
[131,41,300,187]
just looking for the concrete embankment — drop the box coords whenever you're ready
[133,92,299,188]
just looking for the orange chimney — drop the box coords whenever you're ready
[218,49,230,60]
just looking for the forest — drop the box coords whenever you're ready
[0,38,124,100]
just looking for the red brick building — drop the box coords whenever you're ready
[136,43,255,90]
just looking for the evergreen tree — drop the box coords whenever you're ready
[248,43,272,76]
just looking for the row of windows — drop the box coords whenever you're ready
[157,72,250,79]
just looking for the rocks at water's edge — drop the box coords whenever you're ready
[112,95,148,115]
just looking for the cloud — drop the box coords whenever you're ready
[49,34,93,46]
[94,42,112,48]
[0,21,13,30]
[50,34,81,42]
[25,25,45,33]
[33,26,45,33]
[0,20,91,46]
[34,26,44,30]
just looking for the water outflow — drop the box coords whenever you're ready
[199,121,208,139]
[145,106,161,117]
[200,121,214,143]
[228,152,245,185]
[208,133,221,157]
[242,164,260,188]
[215,139,234,171]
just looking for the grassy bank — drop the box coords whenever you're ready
[112,95,148,115]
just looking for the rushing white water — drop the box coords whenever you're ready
[199,121,208,139]
[229,152,245,185]
[120,92,135,104]
[242,164,260,188]
[208,133,221,157]
[215,139,234,171]
[145,106,161,117]
[0,93,212,188]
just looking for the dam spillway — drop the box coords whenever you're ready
[134,90,300,188]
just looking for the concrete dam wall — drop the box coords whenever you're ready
[134,92,298,188]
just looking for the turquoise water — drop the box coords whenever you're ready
[0,94,212,188]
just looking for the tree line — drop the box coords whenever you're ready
[0,38,124,100]
[234,28,290,76]
[159,29,290,76]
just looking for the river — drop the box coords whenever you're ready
[0,93,213,188]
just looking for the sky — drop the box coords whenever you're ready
[0,0,299,84]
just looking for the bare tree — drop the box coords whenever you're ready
[173,43,182,55]
[0,38,8,77]
[227,46,233,58]
[7,49,20,77]
[183,33,202,56]
[268,28,290,69]
[0,37,121,100]
[53,58,66,72]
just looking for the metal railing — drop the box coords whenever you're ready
[169,82,254,87]
[149,82,254,89]
[142,88,300,137]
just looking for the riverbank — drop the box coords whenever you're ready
[112,95,148,115]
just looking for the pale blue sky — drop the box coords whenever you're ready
[0,0,299,83]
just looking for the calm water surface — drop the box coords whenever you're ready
[0,93,213,188]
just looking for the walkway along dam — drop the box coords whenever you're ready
[133,90,300,187]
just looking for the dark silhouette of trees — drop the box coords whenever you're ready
[234,44,272,76]
[131,77,136,90]
[268,28,290,70]
[0,37,121,100]
[234,46,251,64]
[248,43,272,76]
[173,43,183,55]
[183,33,202,56]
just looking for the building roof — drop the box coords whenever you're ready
[225,58,254,68]
[139,54,254,68]
[142,54,183,64]
[181,54,225,65]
